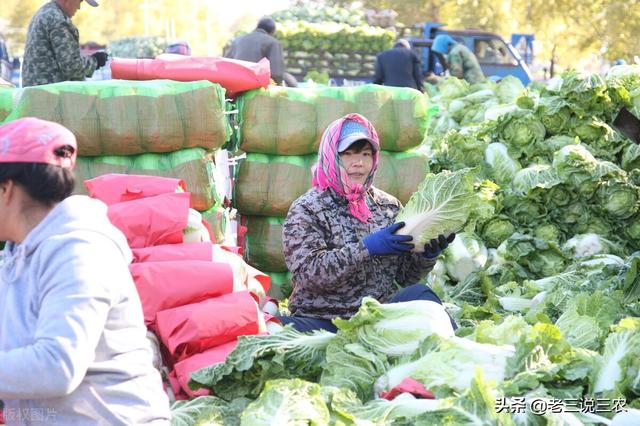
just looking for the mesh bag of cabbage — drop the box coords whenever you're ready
[237,84,437,155]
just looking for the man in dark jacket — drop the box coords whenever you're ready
[226,17,285,84]
[373,39,423,91]
[22,0,108,87]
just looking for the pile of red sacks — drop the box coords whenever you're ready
[85,173,277,399]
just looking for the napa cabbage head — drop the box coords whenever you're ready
[590,320,640,395]
[552,144,599,188]
[374,335,516,395]
[511,164,561,195]
[562,233,622,259]
[395,168,480,251]
[480,215,516,248]
[333,297,455,357]
[484,142,521,185]
[497,109,546,153]
[536,95,573,135]
[441,232,488,283]
[596,179,640,220]
[495,75,525,104]
[534,223,562,243]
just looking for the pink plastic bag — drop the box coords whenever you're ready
[129,260,235,327]
[110,55,271,96]
[156,291,262,361]
[84,174,185,206]
[107,192,190,248]
[173,340,238,397]
[132,242,213,263]
[379,378,435,400]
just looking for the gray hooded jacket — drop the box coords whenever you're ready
[0,196,170,425]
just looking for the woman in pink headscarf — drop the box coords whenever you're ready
[279,113,455,332]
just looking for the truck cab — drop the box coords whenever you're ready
[405,22,533,85]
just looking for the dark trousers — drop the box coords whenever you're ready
[277,284,457,333]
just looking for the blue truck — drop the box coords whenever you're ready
[288,22,534,87]
[404,22,534,85]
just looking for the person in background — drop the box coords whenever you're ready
[0,118,170,424]
[22,0,108,87]
[225,17,285,85]
[165,40,191,56]
[431,34,485,84]
[277,113,456,333]
[373,39,424,91]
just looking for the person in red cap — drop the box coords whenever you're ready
[0,118,170,424]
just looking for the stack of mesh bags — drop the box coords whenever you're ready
[2,80,231,242]
[0,86,15,122]
[234,84,436,298]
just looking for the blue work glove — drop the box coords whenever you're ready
[423,233,456,259]
[363,222,414,256]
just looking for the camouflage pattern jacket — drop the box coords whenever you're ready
[22,1,97,87]
[283,187,436,320]
[448,43,485,84]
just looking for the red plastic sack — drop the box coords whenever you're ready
[132,242,213,263]
[107,192,190,248]
[173,339,238,397]
[379,378,435,400]
[110,54,271,96]
[168,370,189,401]
[156,291,263,361]
[129,260,236,326]
[84,174,185,206]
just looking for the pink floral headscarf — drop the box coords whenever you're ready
[312,113,380,223]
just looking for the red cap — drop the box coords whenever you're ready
[0,118,77,169]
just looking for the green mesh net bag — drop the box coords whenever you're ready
[0,87,14,122]
[237,84,436,155]
[74,148,220,211]
[234,150,429,216]
[243,216,287,272]
[4,80,230,156]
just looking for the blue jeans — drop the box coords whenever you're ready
[277,284,457,333]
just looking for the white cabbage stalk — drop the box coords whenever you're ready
[484,104,519,121]
[211,245,249,293]
[183,209,211,243]
[531,291,547,308]
[563,234,603,258]
[487,248,504,266]
[553,144,598,167]
[593,329,640,393]
[511,164,561,195]
[485,142,521,184]
[499,297,533,312]
[395,168,478,252]
[426,260,448,296]
[266,320,284,335]
[563,233,613,259]
[374,336,515,395]
[577,254,624,269]
[442,232,487,282]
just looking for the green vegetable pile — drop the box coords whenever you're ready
[169,66,640,425]
[108,36,167,59]
[277,21,394,78]
[277,22,394,54]
[271,4,366,27]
